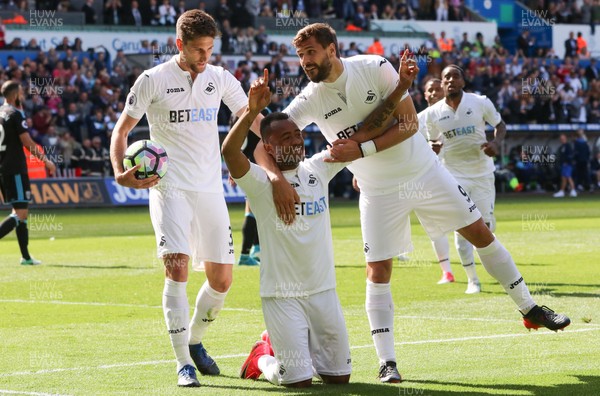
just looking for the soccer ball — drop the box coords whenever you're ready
[123,139,169,179]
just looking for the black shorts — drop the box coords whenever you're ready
[0,173,31,209]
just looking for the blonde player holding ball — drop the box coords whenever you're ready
[110,10,263,387]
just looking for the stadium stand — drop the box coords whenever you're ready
[0,0,598,194]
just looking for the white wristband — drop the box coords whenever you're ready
[359,140,377,157]
[400,90,410,101]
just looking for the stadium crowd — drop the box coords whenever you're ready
[0,1,598,191]
[18,1,473,27]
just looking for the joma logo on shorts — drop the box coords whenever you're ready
[509,277,524,289]
[324,107,342,119]
[371,328,390,335]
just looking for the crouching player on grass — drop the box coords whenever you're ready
[222,69,351,387]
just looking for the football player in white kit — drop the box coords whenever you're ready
[223,69,353,388]
[259,23,570,383]
[416,78,464,288]
[424,65,506,293]
[110,10,263,387]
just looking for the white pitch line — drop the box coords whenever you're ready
[0,390,71,396]
[0,299,261,313]
[2,299,599,327]
[353,326,600,349]
[1,327,598,379]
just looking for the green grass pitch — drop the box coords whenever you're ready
[1,195,599,395]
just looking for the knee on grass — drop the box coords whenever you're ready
[321,374,350,385]
[283,378,312,388]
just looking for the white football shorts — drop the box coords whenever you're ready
[360,160,482,261]
[454,174,496,231]
[149,186,235,269]
[261,289,352,385]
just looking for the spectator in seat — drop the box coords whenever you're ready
[576,32,588,56]
[354,5,369,30]
[148,0,161,26]
[436,0,449,21]
[159,0,177,25]
[87,108,108,147]
[88,136,109,177]
[437,31,454,54]
[104,0,123,25]
[26,38,41,51]
[127,0,144,26]
[366,37,384,56]
[381,4,396,19]
[565,31,577,58]
[82,0,97,24]
[71,138,90,176]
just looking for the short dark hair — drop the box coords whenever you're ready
[442,64,466,80]
[426,78,442,86]
[176,10,220,43]
[1,80,20,98]
[292,23,340,58]
[260,112,290,143]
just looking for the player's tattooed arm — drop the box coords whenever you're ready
[351,50,419,142]
[326,51,419,162]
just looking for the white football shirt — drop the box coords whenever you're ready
[234,151,347,298]
[424,92,502,179]
[284,55,436,196]
[417,107,430,138]
[125,57,248,192]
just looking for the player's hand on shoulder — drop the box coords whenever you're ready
[272,176,299,225]
[324,139,361,163]
[248,69,271,113]
[429,140,443,155]
[481,140,500,157]
[116,164,160,189]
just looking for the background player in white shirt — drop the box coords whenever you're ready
[417,78,462,287]
[424,65,506,294]
[261,23,571,383]
[109,10,263,387]
[223,70,351,388]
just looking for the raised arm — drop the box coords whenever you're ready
[223,70,271,178]
[328,51,419,162]
[252,69,300,224]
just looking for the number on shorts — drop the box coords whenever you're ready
[458,185,471,203]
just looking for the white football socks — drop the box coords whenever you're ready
[162,278,193,371]
[257,355,279,385]
[188,280,228,345]
[455,232,479,282]
[476,238,536,313]
[365,280,396,365]
[431,235,452,273]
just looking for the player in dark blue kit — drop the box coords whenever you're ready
[0,81,55,265]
